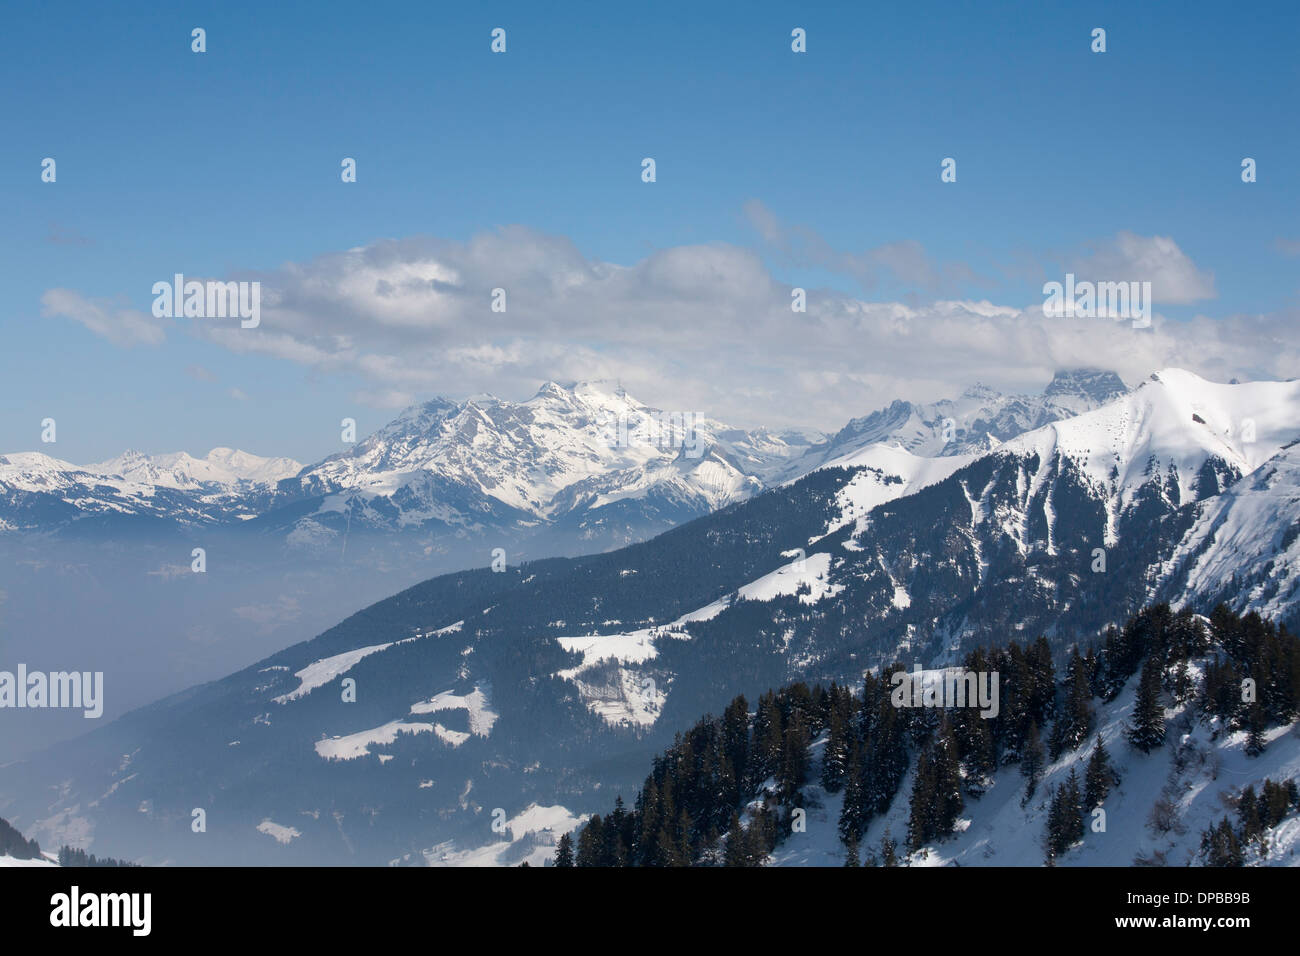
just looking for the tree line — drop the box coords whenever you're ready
[556,602,1300,866]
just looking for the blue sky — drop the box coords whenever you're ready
[2,0,1297,464]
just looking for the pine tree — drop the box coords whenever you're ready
[880,831,899,867]
[931,719,964,838]
[1084,735,1115,808]
[554,832,574,867]
[723,812,748,867]
[863,697,909,816]
[1200,817,1244,866]
[1020,720,1045,803]
[1051,650,1094,759]
[821,708,849,793]
[1244,702,1267,757]
[1238,785,1263,845]
[1063,768,1084,844]
[957,707,996,794]
[575,815,605,867]
[907,743,936,853]
[1127,654,1166,753]
[843,828,860,867]
[1044,769,1084,863]
[778,710,811,802]
[837,740,865,843]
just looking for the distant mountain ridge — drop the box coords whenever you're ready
[0,370,1128,549]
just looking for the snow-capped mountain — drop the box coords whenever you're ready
[1159,439,1300,623]
[0,372,1126,551]
[5,368,1296,868]
[87,448,302,489]
[785,368,1129,475]
[275,380,815,542]
[0,447,303,533]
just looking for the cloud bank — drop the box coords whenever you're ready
[41,225,1297,431]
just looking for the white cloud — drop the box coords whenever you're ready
[41,288,168,346]
[43,226,1293,432]
[1068,231,1216,304]
[741,198,978,293]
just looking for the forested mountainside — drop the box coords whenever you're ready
[561,604,1300,866]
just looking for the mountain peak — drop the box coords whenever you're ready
[960,383,1000,401]
[1044,368,1128,404]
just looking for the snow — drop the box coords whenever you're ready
[88,448,302,489]
[313,719,437,760]
[769,659,1300,868]
[1164,443,1300,620]
[553,552,842,727]
[418,804,585,868]
[1003,370,1300,521]
[409,686,499,736]
[273,641,397,704]
[819,444,974,537]
[275,623,464,704]
[296,380,811,529]
[734,551,842,604]
[315,685,498,759]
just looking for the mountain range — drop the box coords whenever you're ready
[1,367,1296,866]
[0,369,1128,551]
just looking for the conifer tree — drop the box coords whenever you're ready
[1244,702,1267,757]
[575,815,605,867]
[1200,817,1244,867]
[932,719,964,837]
[1084,735,1115,808]
[907,744,936,853]
[1050,650,1094,759]
[1238,785,1263,846]
[1020,719,1045,803]
[837,741,865,843]
[1044,769,1084,863]
[723,812,748,867]
[821,708,849,793]
[956,707,996,794]
[880,831,899,867]
[863,697,909,816]
[843,828,860,867]
[1127,654,1166,753]
[554,832,574,867]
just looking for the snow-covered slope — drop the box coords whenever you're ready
[771,665,1300,867]
[1162,440,1300,622]
[784,368,1128,474]
[1001,369,1298,527]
